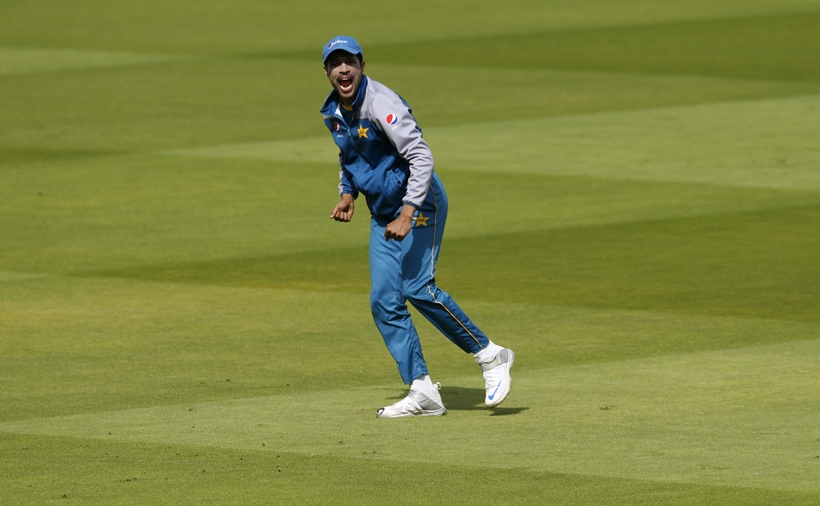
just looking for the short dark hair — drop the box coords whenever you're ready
[323,51,363,69]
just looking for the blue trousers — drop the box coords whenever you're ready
[369,175,489,384]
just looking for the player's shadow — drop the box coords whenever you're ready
[380,386,527,416]
[439,385,528,416]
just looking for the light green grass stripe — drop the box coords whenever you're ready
[432,94,820,190]
[0,270,50,282]
[167,93,820,190]
[163,136,334,163]
[2,338,817,492]
[0,47,188,76]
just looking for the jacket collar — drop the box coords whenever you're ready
[321,75,369,117]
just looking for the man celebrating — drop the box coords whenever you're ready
[320,35,514,417]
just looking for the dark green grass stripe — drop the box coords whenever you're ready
[280,12,820,82]
[2,433,818,505]
[76,203,820,323]
[377,12,820,82]
[442,203,820,322]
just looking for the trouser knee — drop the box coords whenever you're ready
[370,288,406,326]
[403,281,433,307]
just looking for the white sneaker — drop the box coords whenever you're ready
[376,383,447,418]
[476,348,514,407]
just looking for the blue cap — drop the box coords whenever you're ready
[322,35,363,63]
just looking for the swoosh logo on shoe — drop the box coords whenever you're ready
[488,380,502,401]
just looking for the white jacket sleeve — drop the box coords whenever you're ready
[371,93,434,208]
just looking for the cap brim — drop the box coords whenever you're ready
[323,47,362,63]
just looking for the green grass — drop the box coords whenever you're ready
[365,12,820,81]
[1,0,819,504]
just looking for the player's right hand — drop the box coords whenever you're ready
[330,194,355,222]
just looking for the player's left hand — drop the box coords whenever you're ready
[384,204,417,241]
[384,216,412,241]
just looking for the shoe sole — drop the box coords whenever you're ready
[376,407,447,418]
[486,350,514,408]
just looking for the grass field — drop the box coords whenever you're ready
[1,1,819,504]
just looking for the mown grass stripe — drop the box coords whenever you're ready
[2,339,817,491]
[364,12,820,81]
[0,47,189,77]
[163,93,820,190]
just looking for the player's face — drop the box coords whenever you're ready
[324,51,365,106]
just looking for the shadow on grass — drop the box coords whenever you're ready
[440,386,528,416]
[488,406,529,416]
[379,385,527,415]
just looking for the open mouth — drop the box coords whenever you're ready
[338,77,354,93]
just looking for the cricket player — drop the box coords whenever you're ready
[320,36,515,417]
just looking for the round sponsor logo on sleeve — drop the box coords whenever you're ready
[386,113,399,126]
